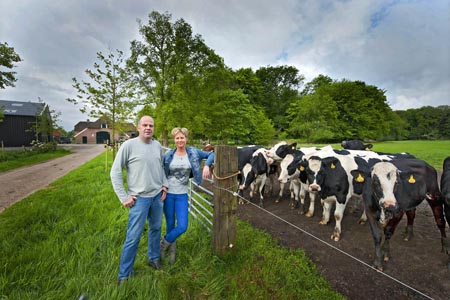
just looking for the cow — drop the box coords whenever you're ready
[265,141,298,202]
[341,139,373,151]
[440,156,450,268]
[238,148,274,207]
[362,159,447,271]
[278,147,326,216]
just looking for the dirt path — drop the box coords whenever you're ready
[0,144,105,213]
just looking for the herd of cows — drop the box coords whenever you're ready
[225,140,450,271]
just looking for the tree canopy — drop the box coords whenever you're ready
[67,10,448,145]
[0,42,22,89]
[67,49,136,145]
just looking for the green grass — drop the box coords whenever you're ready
[0,148,72,172]
[0,153,343,300]
[296,140,449,170]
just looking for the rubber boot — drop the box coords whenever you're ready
[169,241,176,265]
[160,238,171,260]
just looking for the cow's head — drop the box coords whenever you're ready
[266,141,297,161]
[278,154,295,183]
[305,156,323,192]
[371,162,400,221]
[239,153,271,190]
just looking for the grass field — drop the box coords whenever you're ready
[0,153,343,300]
[0,148,71,172]
[300,140,450,170]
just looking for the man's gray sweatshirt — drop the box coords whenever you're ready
[110,137,168,203]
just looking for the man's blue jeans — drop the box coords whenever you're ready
[118,193,163,280]
[163,193,189,243]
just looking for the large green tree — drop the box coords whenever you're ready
[0,42,22,89]
[288,77,393,142]
[128,11,225,144]
[67,49,136,146]
[255,65,304,133]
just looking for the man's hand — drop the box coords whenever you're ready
[161,186,168,201]
[123,195,136,208]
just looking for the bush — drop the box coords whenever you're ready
[30,140,57,153]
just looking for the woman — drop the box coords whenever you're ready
[161,127,214,264]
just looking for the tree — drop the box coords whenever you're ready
[128,11,225,145]
[255,65,304,133]
[67,49,136,149]
[0,42,22,89]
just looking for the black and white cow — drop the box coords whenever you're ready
[265,141,298,202]
[278,147,326,216]
[341,139,373,151]
[362,158,447,271]
[440,156,450,268]
[238,148,274,207]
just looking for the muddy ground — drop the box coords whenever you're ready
[236,178,450,300]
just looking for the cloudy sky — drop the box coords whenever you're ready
[1,0,449,131]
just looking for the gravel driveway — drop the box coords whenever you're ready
[0,144,105,213]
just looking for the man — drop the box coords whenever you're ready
[110,116,168,285]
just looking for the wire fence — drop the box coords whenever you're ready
[162,145,436,300]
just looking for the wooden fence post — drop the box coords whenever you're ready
[212,145,238,254]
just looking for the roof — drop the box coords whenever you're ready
[0,100,47,116]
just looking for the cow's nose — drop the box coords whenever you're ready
[309,183,320,191]
[239,185,244,190]
[383,199,396,208]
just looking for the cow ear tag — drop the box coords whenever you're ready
[291,146,295,150]
[299,166,305,171]
[330,163,336,169]
[408,174,416,184]
[356,173,364,182]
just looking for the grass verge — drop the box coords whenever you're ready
[0,148,72,172]
[0,153,343,300]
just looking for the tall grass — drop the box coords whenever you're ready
[0,148,71,172]
[0,154,343,300]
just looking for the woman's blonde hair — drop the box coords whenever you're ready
[171,127,188,137]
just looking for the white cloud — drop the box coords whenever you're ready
[0,0,448,131]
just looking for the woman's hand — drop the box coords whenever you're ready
[202,165,211,179]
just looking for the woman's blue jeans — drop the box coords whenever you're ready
[118,193,163,280]
[163,193,189,243]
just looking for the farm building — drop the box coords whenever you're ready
[0,99,52,147]
[73,117,136,144]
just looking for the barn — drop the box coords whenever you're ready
[0,99,52,147]
[73,117,136,144]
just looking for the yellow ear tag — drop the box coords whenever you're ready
[408,175,416,184]
[299,166,305,171]
[330,163,336,169]
[356,173,364,183]
[292,146,295,150]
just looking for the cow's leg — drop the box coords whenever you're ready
[305,191,317,218]
[297,184,306,213]
[366,209,384,271]
[403,209,416,241]
[382,211,404,263]
[275,182,284,203]
[320,199,332,225]
[426,198,447,252]
[288,181,295,208]
[259,176,267,208]
[331,202,347,241]
[289,180,300,210]
[359,209,367,225]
